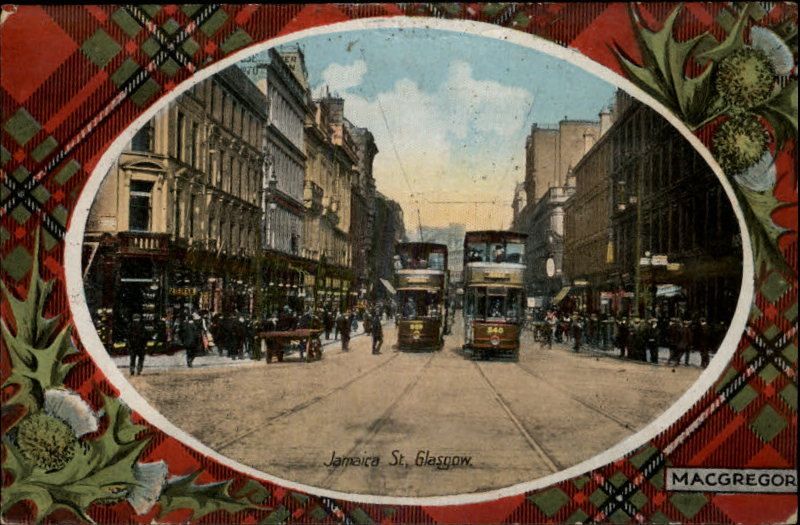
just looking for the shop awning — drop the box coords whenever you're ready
[552,286,571,304]
[380,278,396,295]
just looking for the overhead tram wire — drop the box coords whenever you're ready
[358,48,424,239]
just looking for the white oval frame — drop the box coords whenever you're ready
[65,16,754,506]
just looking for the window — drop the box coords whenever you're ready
[129,181,153,231]
[131,122,153,152]
[189,193,196,238]
[174,189,182,237]
[176,112,185,161]
[189,122,198,166]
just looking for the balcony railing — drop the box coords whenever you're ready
[118,231,169,255]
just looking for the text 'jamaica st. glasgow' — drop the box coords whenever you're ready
[666,468,798,493]
[324,450,473,470]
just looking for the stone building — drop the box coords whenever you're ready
[512,184,575,305]
[347,121,379,299]
[513,116,602,306]
[564,111,615,312]
[608,93,741,322]
[520,118,601,210]
[83,65,267,347]
[372,192,407,300]
[318,96,356,271]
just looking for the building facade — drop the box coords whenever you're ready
[608,94,742,322]
[564,115,615,312]
[84,66,267,347]
[347,121,379,298]
[371,192,407,300]
[512,184,575,304]
[520,119,601,210]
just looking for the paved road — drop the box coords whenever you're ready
[127,315,701,496]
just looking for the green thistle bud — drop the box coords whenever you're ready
[16,412,78,472]
[716,47,776,110]
[712,115,768,175]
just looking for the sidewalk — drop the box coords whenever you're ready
[543,338,707,368]
[113,320,384,373]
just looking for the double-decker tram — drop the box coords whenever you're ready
[462,231,527,360]
[394,242,449,351]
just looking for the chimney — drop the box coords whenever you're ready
[599,108,613,136]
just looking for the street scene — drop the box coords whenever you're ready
[81,28,743,495]
[125,314,702,496]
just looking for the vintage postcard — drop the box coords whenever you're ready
[0,3,797,524]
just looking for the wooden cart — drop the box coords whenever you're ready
[258,329,323,363]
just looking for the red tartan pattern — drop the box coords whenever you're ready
[1,4,797,524]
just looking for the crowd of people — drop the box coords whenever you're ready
[530,309,726,368]
[124,301,394,375]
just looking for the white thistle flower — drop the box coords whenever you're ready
[750,26,795,76]
[734,151,777,192]
[128,461,168,515]
[44,388,100,437]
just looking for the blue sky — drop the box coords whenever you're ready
[270,28,615,230]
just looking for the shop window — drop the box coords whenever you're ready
[129,180,153,232]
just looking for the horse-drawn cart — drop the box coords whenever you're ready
[257,329,323,363]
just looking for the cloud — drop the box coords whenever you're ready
[318,59,367,96]
[316,60,532,230]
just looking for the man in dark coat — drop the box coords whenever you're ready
[336,310,351,351]
[323,308,333,340]
[127,314,147,376]
[371,308,383,354]
[181,314,202,367]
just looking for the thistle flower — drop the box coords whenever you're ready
[43,388,100,437]
[712,115,769,175]
[15,390,100,472]
[128,461,169,515]
[15,412,78,471]
[715,26,795,111]
[750,26,795,76]
[734,151,777,192]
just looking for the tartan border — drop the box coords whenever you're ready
[0,4,796,524]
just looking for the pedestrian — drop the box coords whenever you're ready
[371,308,383,354]
[127,314,147,376]
[337,310,351,351]
[181,313,202,367]
[571,315,583,353]
[616,317,629,358]
[323,308,333,340]
[694,317,711,368]
[645,317,660,364]
[546,310,556,349]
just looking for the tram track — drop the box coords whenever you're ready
[320,352,437,486]
[214,353,401,451]
[513,360,636,431]
[471,361,563,474]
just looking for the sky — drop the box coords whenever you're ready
[272,28,616,234]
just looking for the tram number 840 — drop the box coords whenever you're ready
[486,326,505,335]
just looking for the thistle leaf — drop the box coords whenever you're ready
[157,471,268,520]
[757,80,798,149]
[615,4,718,127]
[734,184,793,275]
[696,4,752,63]
[1,230,77,420]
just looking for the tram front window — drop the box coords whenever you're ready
[399,290,442,319]
[466,243,488,262]
[505,242,524,264]
[466,287,524,322]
